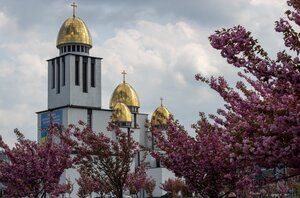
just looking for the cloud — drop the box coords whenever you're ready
[0,11,9,28]
[0,8,53,144]
[0,104,37,147]
[250,0,285,7]
[0,48,49,144]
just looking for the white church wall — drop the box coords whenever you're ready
[131,128,140,145]
[135,113,148,146]
[68,108,88,129]
[147,167,175,198]
[146,155,157,169]
[92,109,112,137]
[147,168,164,197]
[65,162,81,198]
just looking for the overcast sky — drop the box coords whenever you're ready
[0,0,288,146]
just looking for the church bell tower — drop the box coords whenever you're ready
[48,2,102,109]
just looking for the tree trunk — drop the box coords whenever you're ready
[116,189,123,198]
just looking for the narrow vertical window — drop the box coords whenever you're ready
[138,151,141,166]
[62,56,65,86]
[77,45,80,52]
[82,57,88,93]
[156,159,161,168]
[91,58,95,87]
[134,114,137,128]
[75,56,80,86]
[87,109,92,128]
[56,58,60,94]
[52,60,55,89]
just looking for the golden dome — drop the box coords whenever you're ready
[151,105,170,126]
[110,83,140,109]
[112,102,132,123]
[56,17,92,47]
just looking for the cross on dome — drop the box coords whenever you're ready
[122,70,127,83]
[71,2,77,17]
[160,97,163,106]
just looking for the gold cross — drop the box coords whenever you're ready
[160,97,163,106]
[71,2,77,17]
[121,70,127,83]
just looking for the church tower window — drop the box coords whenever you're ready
[52,60,55,89]
[56,58,60,94]
[91,58,95,87]
[82,57,88,93]
[75,56,80,86]
[62,57,65,86]
[87,109,92,128]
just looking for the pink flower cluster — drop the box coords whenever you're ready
[0,125,74,198]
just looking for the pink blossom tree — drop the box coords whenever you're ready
[74,123,141,198]
[144,178,156,198]
[76,165,112,198]
[200,0,300,174]
[152,117,251,198]
[153,0,300,197]
[161,178,191,198]
[0,124,74,198]
[126,163,156,198]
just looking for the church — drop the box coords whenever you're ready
[36,3,174,198]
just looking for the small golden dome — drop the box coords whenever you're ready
[110,83,140,109]
[56,17,92,47]
[112,102,132,123]
[151,105,171,127]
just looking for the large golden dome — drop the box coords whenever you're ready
[56,17,92,47]
[110,83,140,109]
[151,105,170,127]
[112,102,132,123]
